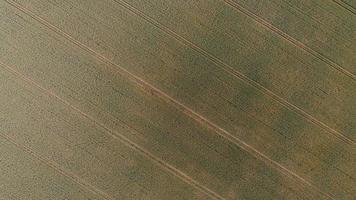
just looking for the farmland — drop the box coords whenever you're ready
[0,0,355,199]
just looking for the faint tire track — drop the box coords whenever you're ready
[332,0,356,15]
[224,0,356,81]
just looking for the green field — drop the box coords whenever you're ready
[0,0,355,199]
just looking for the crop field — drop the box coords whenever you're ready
[0,0,355,199]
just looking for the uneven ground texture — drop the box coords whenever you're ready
[0,0,355,199]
